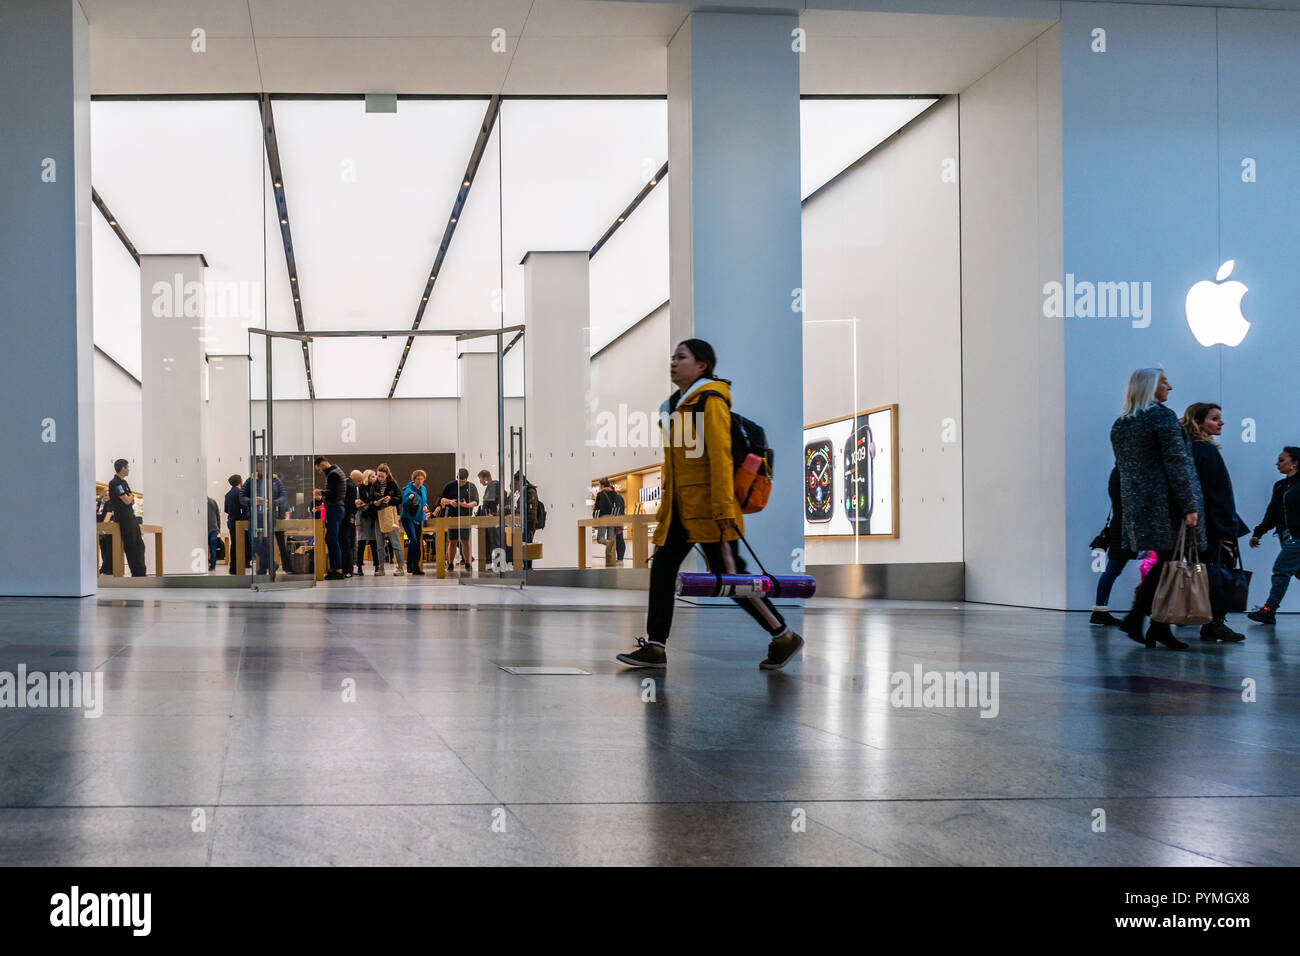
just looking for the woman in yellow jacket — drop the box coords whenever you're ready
[617,339,804,670]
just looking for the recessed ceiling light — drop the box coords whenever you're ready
[651,179,657,185]
[274,181,281,188]
[450,218,457,223]
[463,180,470,186]
[108,220,116,226]
[290,276,296,282]
[280,219,287,224]
[618,217,625,222]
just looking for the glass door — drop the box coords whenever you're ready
[247,329,316,589]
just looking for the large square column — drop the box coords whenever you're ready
[140,254,209,575]
[668,11,804,572]
[0,0,94,596]
[522,252,591,568]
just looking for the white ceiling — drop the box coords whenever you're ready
[84,0,1055,397]
[82,0,1055,95]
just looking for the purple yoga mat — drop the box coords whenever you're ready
[676,573,817,599]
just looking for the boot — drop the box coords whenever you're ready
[1090,608,1124,627]
[1147,620,1189,650]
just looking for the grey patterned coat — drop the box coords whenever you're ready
[1110,404,1207,552]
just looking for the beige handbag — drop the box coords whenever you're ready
[378,505,400,534]
[1151,524,1213,625]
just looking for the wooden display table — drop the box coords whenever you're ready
[96,522,164,577]
[430,516,542,577]
[576,514,656,568]
[233,518,325,581]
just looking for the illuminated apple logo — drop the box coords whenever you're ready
[1185,260,1250,347]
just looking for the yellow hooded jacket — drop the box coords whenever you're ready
[653,377,745,546]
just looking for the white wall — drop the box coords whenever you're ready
[959,26,1065,607]
[93,349,142,484]
[265,398,460,455]
[801,96,964,567]
[589,303,669,480]
[207,355,248,500]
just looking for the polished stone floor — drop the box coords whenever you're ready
[0,590,1296,866]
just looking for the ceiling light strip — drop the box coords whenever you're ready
[589,161,667,259]
[389,94,502,399]
[91,187,140,265]
[259,93,315,399]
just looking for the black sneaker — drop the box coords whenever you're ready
[1247,606,1276,625]
[324,571,344,580]
[760,631,805,670]
[1200,621,1232,642]
[1090,610,1123,627]
[616,637,666,668]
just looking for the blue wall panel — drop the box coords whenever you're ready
[1061,1,1300,608]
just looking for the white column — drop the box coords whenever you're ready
[668,11,804,571]
[522,251,590,568]
[457,351,501,480]
[0,0,93,596]
[207,354,249,502]
[140,254,209,575]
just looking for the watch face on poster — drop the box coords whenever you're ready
[804,439,834,522]
[843,418,875,535]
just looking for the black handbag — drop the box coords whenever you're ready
[1207,542,1252,614]
[1090,509,1112,550]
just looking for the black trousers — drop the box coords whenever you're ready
[341,521,357,574]
[646,517,786,644]
[121,518,147,577]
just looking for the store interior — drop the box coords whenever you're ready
[87,3,1062,599]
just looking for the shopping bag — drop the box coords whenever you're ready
[1207,544,1252,614]
[1151,525,1213,625]
[378,505,400,534]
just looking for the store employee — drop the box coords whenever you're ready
[108,458,147,576]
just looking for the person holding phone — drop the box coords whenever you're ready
[616,339,803,671]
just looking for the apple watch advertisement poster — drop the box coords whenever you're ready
[803,405,897,538]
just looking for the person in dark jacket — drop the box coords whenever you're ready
[1110,368,1205,650]
[241,463,288,574]
[373,463,405,575]
[207,496,221,571]
[1181,403,1247,642]
[1246,446,1300,625]
[1091,466,1138,626]
[340,470,359,578]
[594,478,627,565]
[224,475,247,574]
[314,456,348,579]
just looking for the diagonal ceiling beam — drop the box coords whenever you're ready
[589,161,666,259]
[389,95,501,399]
[91,187,141,264]
[259,93,315,399]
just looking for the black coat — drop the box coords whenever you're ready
[1104,468,1136,559]
[1252,473,1300,539]
[1110,404,1207,552]
[1189,440,1248,547]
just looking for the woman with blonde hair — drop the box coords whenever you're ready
[1110,367,1204,649]
[1180,402,1247,642]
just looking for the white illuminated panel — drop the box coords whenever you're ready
[423,122,504,336]
[90,100,266,358]
[800,98,935,199]
[392,334,459,399]
[309,337,408,400]
[498,99,667,329]
[589,173,668,352]
[91,212,142,379]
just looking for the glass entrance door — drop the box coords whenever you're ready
[247,329,316,589]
